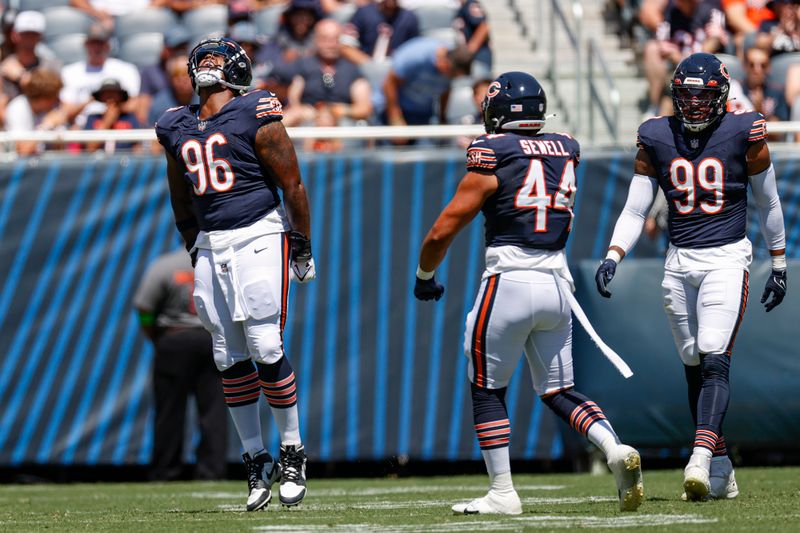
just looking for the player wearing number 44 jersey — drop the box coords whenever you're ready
[415,71,643,515]
[596,53,788,502]
[155,38,314,512]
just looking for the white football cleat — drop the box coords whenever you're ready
[607,444,644,512]
[279,444,307,506]
[683,463,711,501]
[709,456,739,499]
[242,450,281,512]
[451,490,522,515]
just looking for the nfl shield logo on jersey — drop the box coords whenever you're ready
[690,138,699,149]
[198,120,207,132]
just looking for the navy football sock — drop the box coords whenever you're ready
[221,360,260,407]
[542,389,620,455]
[693,353,730,454]
[684,364,701,426]
[471,383,512,482]
[257,357,297,408]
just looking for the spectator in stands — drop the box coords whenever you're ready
[454,0,492,79]
[5,68,71,156]
[729,46,790,130]
[69,0,185,30]
[341,0,420,65]
[756,0,800,56]
[134,25,191,126]
[0,11,61,101]
[148,55,194,126]
[60,23,141,128]
[641,0,728,118]
[722,0,775,55]
[228,21,266,92]
[276,0,324,64]
[383,37,472,130]
[83,78,142,152]
[638,0,668,35]
[283,18,372,132]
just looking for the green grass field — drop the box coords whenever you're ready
[1,467,798,532]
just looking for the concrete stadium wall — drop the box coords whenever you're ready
[0,149,797,466]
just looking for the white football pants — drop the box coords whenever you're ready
[662,268,749,365]
[192,232,290,371]
[463,269,575,395]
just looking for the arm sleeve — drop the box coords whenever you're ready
[748,163,786,252]
[608,174,658,257]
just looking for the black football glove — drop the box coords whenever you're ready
[761,269,787,312]
[594,259,617,298]
[414,275,445,301]
[288,230,316,283]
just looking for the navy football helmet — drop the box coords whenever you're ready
[482,71,547,134]
[188,37,252,95]
[670,53,730,132]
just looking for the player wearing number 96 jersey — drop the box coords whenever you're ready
[596,53,788,502]
[415,71,644,515]
[155,37,312,512]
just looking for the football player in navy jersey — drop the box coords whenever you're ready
[415,72,644,515]
[595,53,787,501]
[155,38,314,511]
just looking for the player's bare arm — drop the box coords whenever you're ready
[255,120,311,237]
[165,151,199,252]
[419,171,498,272]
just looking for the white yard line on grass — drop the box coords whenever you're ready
[192,484,564,500]
[252,514,717,532]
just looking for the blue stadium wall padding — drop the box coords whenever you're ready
[0,149,798,465]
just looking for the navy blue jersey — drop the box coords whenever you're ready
[466,131,580,251]
[345,3,419,57]
[155,90,284,232]
[637,111,767,248]
[454,0,491,65]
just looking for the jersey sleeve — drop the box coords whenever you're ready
[635,118,660,164]
[154,107,184,153]
[466,135,498,172]
[238,90,284,140]
[746,112,767,144]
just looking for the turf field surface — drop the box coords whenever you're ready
[1,467,798,532]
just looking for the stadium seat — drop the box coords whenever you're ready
[47,33,86,64]
[115,9,178,41]
[43,6,93,41]
[19,0,69,10]
[360,59,392,91]
[716,53,745,84]
[412,5,457,34]
[252,5,284,39]
[446,76,476,124]
[423,27,458,47]
[118,33,164,68]
[768,52,800,89]
[183,4,228,45]
[330,3,357,24]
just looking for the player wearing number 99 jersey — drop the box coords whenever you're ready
[596,53,788,502]
[415,71,644,515]
[156,37,313,512]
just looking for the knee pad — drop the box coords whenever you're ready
[249,325,284,365]
[697,327,729,356]
[677,340,699,366]
[701,353,730,381]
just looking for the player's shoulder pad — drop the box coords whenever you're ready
[636,116,667,149]
[154,105,190,134]
[550,131,580,155]
[466,133,498,171]
[238,89,283,119]
[734,110,767,143]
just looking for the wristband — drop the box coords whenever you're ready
[605,249,623,264]
[416,266,434,280]
[771,254,787,271]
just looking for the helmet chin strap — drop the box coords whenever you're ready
[193,67,250,94]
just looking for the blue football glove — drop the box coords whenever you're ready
[594,259,617,298]
[761,269,787,312]
[414,275,445,301]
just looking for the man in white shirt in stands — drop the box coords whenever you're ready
[60,23,140,128]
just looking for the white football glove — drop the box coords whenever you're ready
[288,231,316,283]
